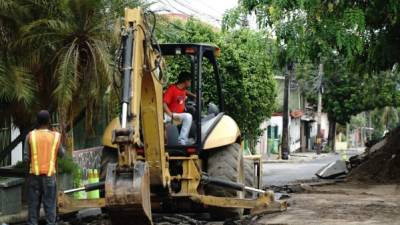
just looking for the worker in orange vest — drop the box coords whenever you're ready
[24,110,65,225]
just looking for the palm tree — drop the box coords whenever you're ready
[0,0,151,154]
[0,0,134,129]
[0,0,38,129]
[15,0,116,127]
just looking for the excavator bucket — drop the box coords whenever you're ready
[105,161,152,225]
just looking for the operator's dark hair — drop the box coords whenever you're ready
[37,110,50,126]
[177,71,191,83]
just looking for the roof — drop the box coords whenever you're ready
[158,43,219,59]
[271,110,304,118]
[159,43,217,51]
[291,110,304,118]
[162,13,190,21]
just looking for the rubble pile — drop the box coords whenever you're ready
[58,213,213,225]
[348,127,400,183]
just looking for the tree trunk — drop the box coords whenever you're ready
[249,138,257,155]
[281,63,292,160]
[300,121,306,152]
[316,63,323,154]
[327,117,336,152]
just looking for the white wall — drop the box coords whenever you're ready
[266,116,300,152]
[289,118,301,152]
[11,126,22,165]
[255,117,282,159]
[321,113,329,139]
[270,116,283,136]
[255,121,269,158]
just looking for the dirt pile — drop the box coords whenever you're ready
[348,127,400,183]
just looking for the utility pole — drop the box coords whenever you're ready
[281,63,292,160]
[316,63,323,154]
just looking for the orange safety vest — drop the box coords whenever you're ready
[29,129,61,176]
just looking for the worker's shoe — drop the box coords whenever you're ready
[186,138,195,145]
[179,138,195,146]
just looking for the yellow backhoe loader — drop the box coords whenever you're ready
[58,8,286,225]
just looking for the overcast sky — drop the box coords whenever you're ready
[150,0,239,27]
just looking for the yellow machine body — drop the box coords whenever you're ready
[58,7,285,225]
[203,115,241,150]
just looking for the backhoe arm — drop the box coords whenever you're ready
[113,8,167,186]
[104,8,167,225]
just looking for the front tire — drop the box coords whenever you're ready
[206,143,244,220]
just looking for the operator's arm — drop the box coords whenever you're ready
[186,90,196,99]
[163,103,173,117]
[163,86,174,117]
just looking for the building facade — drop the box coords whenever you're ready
[254,75,330,159]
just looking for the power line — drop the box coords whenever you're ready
[159,0,193,18]
[175,0,220,21]
[160,0,221,23]
[193,0,223,15]
[170,0,221,22]
[151,7,195,35]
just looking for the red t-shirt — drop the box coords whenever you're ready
[163,84,187,113]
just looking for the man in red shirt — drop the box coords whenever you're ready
[163,71,195,145]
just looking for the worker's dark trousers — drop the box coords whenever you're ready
[27,175,57,225]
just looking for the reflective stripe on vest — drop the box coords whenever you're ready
[30,131,40,175]
[47,132,60,176]
[29,130,61,176]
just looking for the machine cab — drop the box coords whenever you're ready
[159,44,240,153]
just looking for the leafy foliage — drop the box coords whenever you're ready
[0,1,276,146]
[219,29,276,141]
[157,17,276,142]
[241,0,400,127]
[371,107,400,139]
[0,0,145,131]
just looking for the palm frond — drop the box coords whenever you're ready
[2,0,138,132]
[0,0,29,19]
[0,59,35,104]
[53,42,79,107]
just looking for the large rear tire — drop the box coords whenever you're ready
[244,159,255,198]
[206,143,244,220]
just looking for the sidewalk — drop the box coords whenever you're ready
[0,206,38,224]
[263,146,365,164]
[264,152,334,163]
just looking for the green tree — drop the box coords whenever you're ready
[156,17,276,146]
[241,0,400,151]
[219,29,276,146]
[0,0,144,132]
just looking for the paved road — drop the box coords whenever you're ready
[262,149,361,186]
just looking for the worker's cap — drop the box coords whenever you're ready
[37,110,50,125]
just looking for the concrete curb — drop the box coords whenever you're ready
[263,159,308,163]
[263,153,333,164]
[0,208,45,224]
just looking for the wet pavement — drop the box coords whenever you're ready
[263,149,363,186]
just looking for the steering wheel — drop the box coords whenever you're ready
[185,100,196,116]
